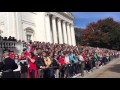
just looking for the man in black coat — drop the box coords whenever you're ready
[102,55,108,65]
[36,49,46,78]
[0,51,18,78]
[52,54,60,78]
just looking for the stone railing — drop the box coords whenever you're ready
[0,41,16,49]
[0,40,25,61]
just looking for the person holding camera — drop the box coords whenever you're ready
[19,52,28,78]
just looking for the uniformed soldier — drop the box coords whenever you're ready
[0,50,18,78]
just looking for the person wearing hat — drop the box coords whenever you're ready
[0,51,18,78]
[22,48,30,59]
[9,50,15,60]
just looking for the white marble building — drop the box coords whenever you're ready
[0,12,76,46]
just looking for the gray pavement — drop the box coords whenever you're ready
[76,58,120,78]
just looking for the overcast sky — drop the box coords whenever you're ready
[72,12,120,29]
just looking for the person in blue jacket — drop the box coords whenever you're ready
[69,53,76,63]
[69,52,77,76]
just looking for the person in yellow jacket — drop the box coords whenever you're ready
[42,51,52,78]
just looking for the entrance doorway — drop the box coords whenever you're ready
[26,34,32,42]
[24,27,34,42]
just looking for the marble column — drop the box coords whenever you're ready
[62,21,67,44]
[69,24,72,45]
[15,12,22,41]
[57,18,63,44]
[70,24,76,46]
[45,13,52,43]
[52,16,58,44]
[5,12,16,38]
[6,12,10,37]
[66,23,71,45]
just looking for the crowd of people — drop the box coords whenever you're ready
[0,40,120,78]
[0,36,17,41]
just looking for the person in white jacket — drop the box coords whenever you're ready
[78,52,85,77]
[78,54,84,62]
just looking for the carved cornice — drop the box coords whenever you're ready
[21,20,35,26]
[24,27,34,33]
[47,12,74,24]
[30,12,37,15]
[57,12,74,20]
[51,15,56,19]
[46,12,74,20]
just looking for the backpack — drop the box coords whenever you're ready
[36,56,46,69]
[20,60,28,73]
[52,59,59,69]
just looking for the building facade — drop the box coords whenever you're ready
[0,12,76,46]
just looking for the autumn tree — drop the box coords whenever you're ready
[74,27,83,45]
[80,17,120,50]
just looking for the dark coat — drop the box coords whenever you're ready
[36,56,46,69]
[52,58,59,70]
[102,57,108,64]
[0,57,18,78]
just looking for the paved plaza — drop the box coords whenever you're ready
[76,58,120,78]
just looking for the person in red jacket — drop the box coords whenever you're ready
[27,51,38,78]
[23,48,30,59]
[9,50,15,60]
[58,55,66,65]
[58,55,66,78]
[82,52,87,61]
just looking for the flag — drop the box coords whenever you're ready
[91,27,95,32]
